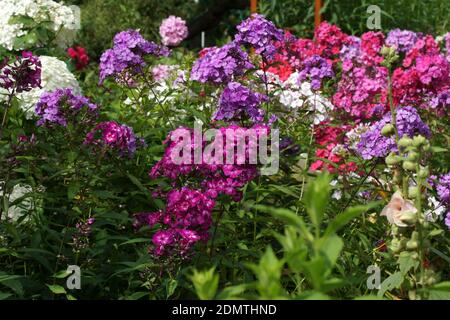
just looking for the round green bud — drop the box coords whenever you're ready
[406,240,418,250]
[386,152,401,165]
[408,186,419,198]
[412,135,427,147]
[381,124,395,137]
[402,161,417,171]
[407,151,419,161]
[398,137,413,148]
[418,166,429,179]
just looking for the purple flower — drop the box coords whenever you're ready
[436,173,450,205]
[84,121,141,157]
[357,106,431,159]
[99,30,169,84]
[340,36,361,61]
[214,82,267,122]
[190,42,253,84]
[297,55,334,90]
[430,89,450,112]
[0,51,41,93]
[234,13,283,59]
[35,88,97,127]
[385,29,418,53]
[159,16,188,46]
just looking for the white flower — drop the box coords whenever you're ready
[8,56,81,117]
[0,0,78,50]
[424,196,446,222]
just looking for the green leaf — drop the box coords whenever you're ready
[303,172,331,229]
[67,182,81,200]
[378,272,404,297]
[166,279,178,299]
[428,282,450,300]
[398,252,419,275]
[324,202,380,237]
[190,267,219,300]
[319,235,344,270]
[46,284,66,295]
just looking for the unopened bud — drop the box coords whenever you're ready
[402,161,416,171]
[386,152,401,165]
[412,135,426,147]
[408,186,419,198]
[407,151,419,161]
[381,124,395,137]
[398,137,413,148]
[418,166,429,179]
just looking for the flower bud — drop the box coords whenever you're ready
[407,151,419,161]
[400,211,417,224]
[402,161,416,171]
[406,239,418,250]
[408,186,419,198]
[418,166,429,179]
[381,124,395,137]
[386,152,401,165]
[412,135,426,147]
[398,137,413,148]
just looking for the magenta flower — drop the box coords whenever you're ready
[159,16,188,47]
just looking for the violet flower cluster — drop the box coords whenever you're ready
[0,51,41,93]
[434,173,450,230]
[159,15,188,47]
[297,55,334,90]
[35,88,97,127]
[214,82,268,122]
[99,30,169,84]
[72,218,95,252]
[190,42,253,84]
[385,29,418,53]
[84,121,141,157]
[234,13,283,59]
[357,106,431,160]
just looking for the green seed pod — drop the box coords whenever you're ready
[401,211,418,224]
[406,239,418,250]
[412,135,426,147]
[407,151,419,161]
[408,186,419,198]
[418,166,429,179]
[398,137,413,148]
[402,161,417,171]
[381,124,395,137]
[386,152,401,165]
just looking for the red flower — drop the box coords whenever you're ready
[68,46,89,70]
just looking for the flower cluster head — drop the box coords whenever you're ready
[297,55,334,90]
[99,30,169,84]
[436,173,450,206]
[159,15,188,47]
[430,89,450,113]
[314,21,350,59]
[84,121,141,157]
[67,46,89,70]
[35,88,97,127]
[135,189,214,257]
[190,42,254,84]
[0,51,41,93]
[357,106,431,160]
[234,13,283,59]
[214,82,267,122]
[385,29,418,54]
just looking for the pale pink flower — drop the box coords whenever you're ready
[380,191,417,227]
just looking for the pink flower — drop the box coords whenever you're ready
[159,16,188,46]
[380,191,417,227]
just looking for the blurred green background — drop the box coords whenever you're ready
[65,0,450,59]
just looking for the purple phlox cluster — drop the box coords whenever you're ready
[436,173,450,205]
[159,16,188,47]
[234,13,283,59]
[214,82,268,122]
[84,121,141,157]
[190,42,254,84]
[0,51,41,93]
[430,88,450,112]
[99,30,170,84]
[340,36,361,61]
[135,187,215,256]
[357,106,431,159]
[35,88,98,127]
[385,29,418,53]
[297,54,334,90]
[151,64,175,82]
